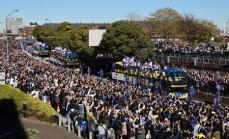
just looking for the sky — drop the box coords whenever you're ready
[0,0,228,30]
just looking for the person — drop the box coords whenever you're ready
[121,121,128,139]
[98,123,106,139]
[223,114,229,139]
[136,125,145,139]
[189,85,195,104]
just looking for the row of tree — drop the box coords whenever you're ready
[32,7,221,61]
[145,8,221,43]
[33,21,153,60]
[33,22,93,58]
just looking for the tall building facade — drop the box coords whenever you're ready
[6,18,23,34]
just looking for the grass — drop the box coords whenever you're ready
[0,85,56,121]
[25,128,39,139]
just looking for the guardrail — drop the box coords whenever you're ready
[57,114,94,139]
[155,54,229,71]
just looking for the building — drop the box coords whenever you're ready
[6,18,23,34]
[19,25,37,39]
[89,29,106,46]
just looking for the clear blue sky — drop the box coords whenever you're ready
[0,0,228,29]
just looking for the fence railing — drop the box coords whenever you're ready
[155,54,229,71]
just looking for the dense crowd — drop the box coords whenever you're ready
[122,56,166,71]
[1,40,229,139]
[121,56,229,95]
[0,40,5,72]
[183,68,229,95]
[156,42,229,57]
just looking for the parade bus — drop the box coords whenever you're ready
[111,62,188,94]
[32,42,50,57]
[50,47,80,70]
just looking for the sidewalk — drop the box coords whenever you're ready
[21,118,81,139]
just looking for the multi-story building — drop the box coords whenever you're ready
[6,18,23,34]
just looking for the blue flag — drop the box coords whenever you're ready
[189,86,195,96]
[99,69,104,78]
[87,67,91,75]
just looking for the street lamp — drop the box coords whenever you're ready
[5,9,19,67]
[6,10,19,33]
[45,18,53,30]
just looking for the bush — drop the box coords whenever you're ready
[25,128,39,138]
[0,85,56,121]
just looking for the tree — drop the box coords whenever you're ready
[33,25,52,42]
[33,21,93,57]
[99,20,154,60]
[179,15,220,44]
[126,11,143,21]
[68,26,92,57]
[147,7,181,38]
[146,7,220,43]
[75,25,89,42]
[57,22,72,32]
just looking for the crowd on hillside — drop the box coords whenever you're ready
[156,42,229,57]
[1,40,229,139]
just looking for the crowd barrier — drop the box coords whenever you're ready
[156,54,229,65]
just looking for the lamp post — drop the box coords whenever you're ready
[45,18,53,30]
[5,9,19,67]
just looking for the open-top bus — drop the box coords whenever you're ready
[50,48,80,70]
[111,62,188,94]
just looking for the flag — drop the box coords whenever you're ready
[87,67,91,75]
[189,86,195,96]
[99,69,104,78]
[80,64,83,73]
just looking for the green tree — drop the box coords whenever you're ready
[57,22,72,32]
[99,20,154,60]
[68,25,91,57]
[33,25,52,42]
[33,22,93,59]
[76,25,89,42]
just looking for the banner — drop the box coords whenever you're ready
[0,72,5,85]
[112,72,126,82]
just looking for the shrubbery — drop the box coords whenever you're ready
[0,85,56,121]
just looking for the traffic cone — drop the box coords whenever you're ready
[57,105,60,112]
[48,100,51,107]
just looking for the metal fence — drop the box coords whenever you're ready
[155,54,229,71]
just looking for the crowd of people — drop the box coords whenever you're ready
[155,42,229,57]
[0,41,5,72]
[121,56,229,95]
[183,67,229,95]
[1,40,229,139]
[122,57,167,71]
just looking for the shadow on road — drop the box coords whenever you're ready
[0,99,27,139]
